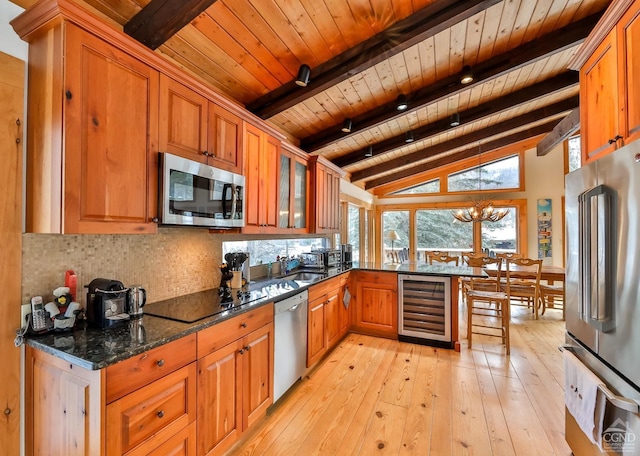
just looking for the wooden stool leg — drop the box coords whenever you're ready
[504,301,510,355]
[467,297,473,349]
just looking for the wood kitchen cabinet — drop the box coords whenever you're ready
[159,75,243,174]
[15,20,159,234]
[278,143,309,233]
[571,0,640,163]
[307,274,351,368]
[352,271,398,339]
[24,335,197,456]
[309,156,344,234]
[244,123,280,234]
[196,304,274,456]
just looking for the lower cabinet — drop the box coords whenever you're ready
[352,271,398,339]
[307,274,351,368]
[24,305,274,456]
[196,304,274,456]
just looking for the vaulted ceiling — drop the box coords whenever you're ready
[13,0,612,193]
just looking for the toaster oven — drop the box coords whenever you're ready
[314,249,342,268]
[300,252,324,269]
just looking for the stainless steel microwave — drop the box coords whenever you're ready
[159,152,245,228]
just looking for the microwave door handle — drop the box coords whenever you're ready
[222,183,231,219]
[582,185,615,331]
[230,184,237,220]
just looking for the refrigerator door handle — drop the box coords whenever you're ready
[580,185,615,331]
[559,345,639,413]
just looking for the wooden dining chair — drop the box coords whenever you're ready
[428,253,459,266]
[539,282,565,320]
[461,252,488,266]
[495,252,522,261]
[504,258,543,319]
[466,257,510,354]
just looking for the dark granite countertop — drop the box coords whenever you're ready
[25,262,483,370]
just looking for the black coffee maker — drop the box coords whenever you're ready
[86,278,130,329]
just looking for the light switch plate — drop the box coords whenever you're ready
[21,303,31,328]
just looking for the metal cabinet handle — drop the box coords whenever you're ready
[156,359,165,367]
[240,322,247,328]
[244,345,250,351]
[157,410,165,418]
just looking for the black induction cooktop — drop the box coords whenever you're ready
[144,288,266,323]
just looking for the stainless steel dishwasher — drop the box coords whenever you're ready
[273,290,308,402]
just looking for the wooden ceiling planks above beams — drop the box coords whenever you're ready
[124,0,219,50]
[350,96,579,184]
[367,129,551,191]
[536,109,580,156]
[301,12,602,153]
[333,71,578,169]
[246,0,502,119]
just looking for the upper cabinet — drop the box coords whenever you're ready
[17,19,159,234]
[159,75,243,174]
[309,156,344,234]
[571,0,640,163]
[278,144,308,233]
[243,123,280,234]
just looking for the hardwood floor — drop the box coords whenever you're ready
[230,304,569,455]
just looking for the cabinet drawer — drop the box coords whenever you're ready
[355,271,397,285]
[197,303,273,358]
[106,363,196,456]
[106,334,196,403]
[128,421,196,456]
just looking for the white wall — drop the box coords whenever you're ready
[0,1,26,60]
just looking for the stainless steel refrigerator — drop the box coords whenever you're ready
[565,140,640,454]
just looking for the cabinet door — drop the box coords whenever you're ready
[293,158,308,230]
[159,75,208,163]
[145,422,196,456]
[278,153,292,230]
[279,151,308,232]
[307,295,326,367]
[581,30,620,162]
[197,341,241,456]
[26,346,103,456]
[208,103,243,174]
[263,134,280,230]
[339,283,351,336]
[325,288,341,349]
[241,323,274,429]
[354,272,398,339]
[619,2,640,144]
[64,24,159,233]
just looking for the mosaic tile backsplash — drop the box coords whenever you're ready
[22,228,222,307]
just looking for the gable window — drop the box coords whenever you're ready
[390,178,440,195]
[448,155,520,192]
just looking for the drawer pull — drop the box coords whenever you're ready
[157,410,165,419]
[156,359,165,367]
[239,348,245,354]
[240,322,247,328]
[244,345,251,351]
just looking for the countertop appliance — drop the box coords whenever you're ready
[565,140,640,454]
[127,285,146,318]
[86,278,130,329]
[273,290,308,403]
[341,244,353,266]
[159,152,245,228]
[311,249,341,268]
[299,252,324,269]
[398,274,452,348]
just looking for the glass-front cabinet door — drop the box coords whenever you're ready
[279,147,308,232]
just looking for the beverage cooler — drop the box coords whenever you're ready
[398,275,451,347]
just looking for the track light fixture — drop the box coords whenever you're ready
[450,112,460,127]
[460,65,474,84]
[364,145,373,157]
[405,131,414,143]
[295,64,311,87]
[341,118,353,133]
[396,94,408,111]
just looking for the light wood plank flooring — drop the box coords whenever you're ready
[230,304,568,455]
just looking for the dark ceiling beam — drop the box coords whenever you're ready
[350,96,578,183]
[124,0,219,50]
[365,122,556,190]
[247,0,501,118]
[302,12,602,153]
[536,109,580,156]
[333,71,578,168]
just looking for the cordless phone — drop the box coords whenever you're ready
[31,296,48,332]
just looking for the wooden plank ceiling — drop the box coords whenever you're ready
[14,0,611,193]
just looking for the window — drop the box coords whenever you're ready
[382,211,409,260]
[481,207,518,252]
[223,238,328,266]
[390,178,440,195]
[348,204,360,262]
[448,155,520,192]
[416,209,473,259]
[567,135,581,172]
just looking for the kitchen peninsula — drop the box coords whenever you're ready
[23,262,482,456]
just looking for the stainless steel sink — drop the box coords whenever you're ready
[283,271,325,282]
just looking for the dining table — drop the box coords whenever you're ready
[483,263,565,284]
